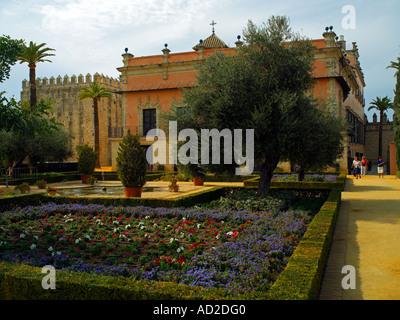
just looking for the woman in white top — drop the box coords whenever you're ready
[352,156,361,179]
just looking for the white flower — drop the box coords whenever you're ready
[197,223,201,229]
[176,246,184,253]
[170,237,178,243]
[48,246,54,251]
[145,215,150,219]
[75,238,81,244]
[52,251,61,256]
[215,233,221,239]
[179,232,185,238]
[19,234,25,238]
[84,234,91,241]
[226,231,233,236]
[33,235,39,241]
[125,224,132,230]
[30,244,36,250]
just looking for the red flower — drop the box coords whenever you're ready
[59,230,63,233]
[101,237,105,242]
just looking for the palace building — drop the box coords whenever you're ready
[22,24,369,173]
[110,25,366,172]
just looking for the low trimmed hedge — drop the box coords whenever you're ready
[267,188,342,299]
[0,186,227,210]
[243,172,346,191]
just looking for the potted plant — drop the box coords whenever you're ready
[76,144,97,184]
[35,179,47,189]
[168,177,180,192]
[47,186,58,196]
[116,131,147,197]
[180,164,206,186]
[14,182,31,194]
[86,176,98,185]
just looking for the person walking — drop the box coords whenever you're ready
[377,156,384,179]
[352,156,362,179]
[361,156,368,176]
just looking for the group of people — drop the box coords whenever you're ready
[351,155,385,179]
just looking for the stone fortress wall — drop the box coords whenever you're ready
[21,73,123,166]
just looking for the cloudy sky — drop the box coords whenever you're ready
[1,0,399,121]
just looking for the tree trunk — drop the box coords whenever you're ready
[258,153,280,196]
[294,163,305,181]
[93,98,101,168]
[29,64,36,110]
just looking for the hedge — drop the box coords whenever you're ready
[243,172,346,191]
[0,186,227,210]
[0,177,344,300]
[266,188,342,299]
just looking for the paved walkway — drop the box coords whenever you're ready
[319,175,400,300]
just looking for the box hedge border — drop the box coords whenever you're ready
[0,177,344,300]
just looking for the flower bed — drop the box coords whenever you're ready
[0,190,324,297]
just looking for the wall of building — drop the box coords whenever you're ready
[365,114,394,165]
[21,73,123,167]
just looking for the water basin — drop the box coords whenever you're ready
[57,185,162,197]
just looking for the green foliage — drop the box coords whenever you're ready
[78,82,112,101]
[76,144,97,175]
[0,96,72,167]
[0,35,24,83]
[116,131,147,187]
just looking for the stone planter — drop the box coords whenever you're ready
[193,176,204,186]
[124,186,142,198]
[81,174,92,184]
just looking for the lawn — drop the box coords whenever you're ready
[0,188,328,297]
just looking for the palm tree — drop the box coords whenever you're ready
[78,82,112,169]
[17,42,55,111]
[387,57,400,79]
[368,96,393,157]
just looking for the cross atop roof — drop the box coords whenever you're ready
[210,20,217,34]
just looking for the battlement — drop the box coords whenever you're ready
[22,72,120,90]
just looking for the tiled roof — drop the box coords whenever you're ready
[193,33,229,50]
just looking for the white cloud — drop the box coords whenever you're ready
[39,0,222,42]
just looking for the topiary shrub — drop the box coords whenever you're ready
[76,144,97,175]
[116,131,147,188]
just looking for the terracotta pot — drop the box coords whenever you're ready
[193,176,204,186]
[124,186,142,198]
[81,174,92,184]
[170,185,179,192]
[48,191,56,196]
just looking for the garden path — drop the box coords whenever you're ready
[319,175,400,300]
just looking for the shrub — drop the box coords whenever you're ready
[116,131,147,188]
[76,144,97,175]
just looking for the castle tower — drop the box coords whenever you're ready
[21,73,123,167]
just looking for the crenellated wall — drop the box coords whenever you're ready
[21,73,123,167]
